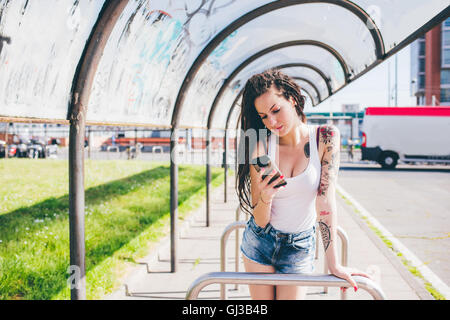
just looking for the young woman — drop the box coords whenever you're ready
[236,69,371,300]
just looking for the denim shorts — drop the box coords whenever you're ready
[240,216,316,274]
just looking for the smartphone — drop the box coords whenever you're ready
[251,155,287,188]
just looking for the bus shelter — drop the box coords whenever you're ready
[0,0,448,299]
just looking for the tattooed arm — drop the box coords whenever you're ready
[315,125,370,291]
[316,125,340,270]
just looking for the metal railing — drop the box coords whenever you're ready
[220,206,350,299]
[186,272,386,300]
[323,226,349,298]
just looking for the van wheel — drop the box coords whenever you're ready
[379,152,398,169]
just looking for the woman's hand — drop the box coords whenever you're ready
[255,167,286,204]
[329,265,373,293]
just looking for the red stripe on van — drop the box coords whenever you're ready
[365,107,450,117]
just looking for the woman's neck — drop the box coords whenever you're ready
[278,121,307,147]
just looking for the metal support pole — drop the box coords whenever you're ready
[206,129,211,227]
[224,130,228,203]
[87,126,91,159]
[235,121,239,175]
[66,0,129,299]
[68,112,87,300]
[170,128,179,273]
[234,206,241,290]
[4,122,9,159]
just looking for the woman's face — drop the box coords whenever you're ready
[254,85,299,136]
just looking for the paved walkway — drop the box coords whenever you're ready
[105,176,433,300]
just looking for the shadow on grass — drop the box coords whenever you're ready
[0,165,221,300]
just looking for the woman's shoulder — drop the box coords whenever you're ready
[316,124,340,159]
[317,124,340,142]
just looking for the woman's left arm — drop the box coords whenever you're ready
[315,124,370,292]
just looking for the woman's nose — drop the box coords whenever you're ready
[266,116,277,127]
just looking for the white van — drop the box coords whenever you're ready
[361,107,450,169]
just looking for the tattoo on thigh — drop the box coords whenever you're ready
[318,220,331,252]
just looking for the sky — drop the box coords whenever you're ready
[304,44,415,113]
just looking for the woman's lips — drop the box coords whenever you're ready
[275,125,283,131]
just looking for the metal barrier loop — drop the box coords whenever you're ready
[186,272,386,300]
[323,226,349,299]
[220,216,350,300]
[220,221,246,299]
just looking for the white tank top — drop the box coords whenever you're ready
[267,124,321,233]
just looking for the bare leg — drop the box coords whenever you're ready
[275,285,308,300]
[242,255,276,300]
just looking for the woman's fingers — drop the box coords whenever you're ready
[339,269,373,292]
[264,171,285,189]
[343,274,358,292]
[351,271,372,280]
[260,168,276,185]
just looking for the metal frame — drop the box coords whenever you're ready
[223,90,243,201]
[171,0,384,128]
[186,272,386,300]
[292,76,322,103]
[172,3,450,249]
[219,216,350,300]
[171,0,384,267]
[207,40,344,129]
[276,62,333,96]
[66,0,130,299]
[2,0,447,299]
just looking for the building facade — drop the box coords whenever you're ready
[411,17,450,106]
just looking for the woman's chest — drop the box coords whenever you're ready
[276,144,310,178]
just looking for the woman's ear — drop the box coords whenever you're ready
[288,95,296,106]
[289,96,298,110]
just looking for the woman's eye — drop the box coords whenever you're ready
[273,108,280,113]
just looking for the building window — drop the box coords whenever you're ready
[419,58,425,72]
[418,40,425,56]
[443,20,450,68]
[444,30,450,46]
[441,88,450,104]
[418,74,425,89]
[442,70,450,85]
[444,49,450,67]
[444,18,450,28]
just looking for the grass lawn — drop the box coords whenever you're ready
[0,159,228,300]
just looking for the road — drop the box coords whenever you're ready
[338,160,450,289]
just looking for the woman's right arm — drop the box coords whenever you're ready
[249,143,285,228]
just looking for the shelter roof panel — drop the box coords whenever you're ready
[202,45,341,129]
[293,79,320,106]
[86,0,273,126]
[174,1,448,130]
[354,0,450,52]
[283,67,329,102]
[180,2,382,128]
[0,0,105,120]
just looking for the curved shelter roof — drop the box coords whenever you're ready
[1,0,449,300]
[0,0,448,128]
